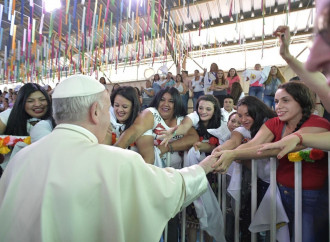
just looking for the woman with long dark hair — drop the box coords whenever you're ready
[115,87,199,241]
[226,68,241,94]
[0,83,55,172]
[110,86,141,139]
[184,95,226,242]
[211,69,229,107]
[212,96,276,241]
[214,82,330,241]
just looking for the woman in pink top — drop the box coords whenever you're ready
[226,68,241,94]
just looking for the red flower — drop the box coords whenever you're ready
[199,136,204,142]
[309,149,325,160]
[209,137,218,145]
[13,138,24,146]
[111,133,117,145]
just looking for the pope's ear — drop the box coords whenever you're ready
[90,101,99,124]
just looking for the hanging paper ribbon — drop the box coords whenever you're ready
[12,24,16,50]
[97,4,102,32]
[199,11,202,36]
[22,28,26,52]
[104,0,110,24]
[12,0,15,15]
[73,0,77,30]
[157,0,161,31]
[229,0,233,19]
[39,13,44,45]
[0,28,3,50]
[48,12,54,39]
[8,0,12,21]
[32,18,36,43]
[146,0,150,32]
[58,8,63,41]
[10,10,15,36]
[0,4,3,28]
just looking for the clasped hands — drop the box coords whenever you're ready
[209,149,236,174]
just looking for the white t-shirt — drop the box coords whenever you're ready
[30,120,54,143]
[233,126,270,182]
[0,109,38,135]
[221,108,236,123]
[203,72,215,95]
[192,77,204,92]
[147,107,184,169]
[187,111,230,145]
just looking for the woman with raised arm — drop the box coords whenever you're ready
[273,25,330,112]
[213,81,330,242]
[263,66,286,109]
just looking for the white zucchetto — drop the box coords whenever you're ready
[52,75,105,98]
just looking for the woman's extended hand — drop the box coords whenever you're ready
[212,150,236,173]
[158,126,178,147]
[258,134,300,159]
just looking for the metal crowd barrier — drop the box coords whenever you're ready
[165,151,330,242]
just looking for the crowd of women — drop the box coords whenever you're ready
[0,23,329,242]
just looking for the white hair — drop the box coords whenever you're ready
[52,91,104,123]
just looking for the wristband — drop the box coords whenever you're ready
[168,144,174,154]
[292,133,303,146]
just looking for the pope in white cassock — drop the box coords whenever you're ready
[0,75,219,242]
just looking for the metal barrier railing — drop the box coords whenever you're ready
[164,151,330,242]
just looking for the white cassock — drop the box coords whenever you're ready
[0,124,208,242]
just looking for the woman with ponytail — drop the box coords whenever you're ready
[213,81,330,242]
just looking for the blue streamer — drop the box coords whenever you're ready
[7,35,12,54]
[21,0,25,25]
[0,28,3,50]
[30,6,33,24]
[73,0,78,30]
[4,0,8,14]
[120,0,123,22]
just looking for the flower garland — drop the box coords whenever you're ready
[0,136,31,155]
[288,148,325,162]
[199,136,219,146]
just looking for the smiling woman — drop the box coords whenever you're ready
[109,86,140,138]
[0,83,55,174]
[0,83,53,136]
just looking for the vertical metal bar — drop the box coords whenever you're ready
[328,152,330,242]
[181,208,186,242]
[234,192,241,242]
[270,157,277,242]
[218,173,222,205]
[163,152,171,242]
[222,174,227,232]
[164,224,168,242]
[294,161,302,242]
[251,159,257,242]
